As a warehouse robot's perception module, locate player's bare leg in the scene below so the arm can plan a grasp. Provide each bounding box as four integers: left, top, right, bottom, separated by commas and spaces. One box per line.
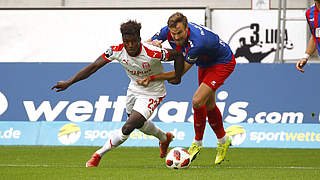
86, 128, 129, 167
86, 111, 145, 167
127, 110, 173, 158
139, 119, 174, 158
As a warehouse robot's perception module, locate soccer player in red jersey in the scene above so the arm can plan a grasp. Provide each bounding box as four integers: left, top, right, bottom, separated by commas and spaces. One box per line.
138, 12, 235, 164
297, 0, 320, 72
51, 20, 184, 167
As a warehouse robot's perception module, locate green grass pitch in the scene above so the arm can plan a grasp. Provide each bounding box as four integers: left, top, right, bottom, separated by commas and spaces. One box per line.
0, 146, 319, 180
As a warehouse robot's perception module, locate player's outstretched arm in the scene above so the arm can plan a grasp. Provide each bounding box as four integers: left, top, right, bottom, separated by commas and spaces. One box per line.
158, 61, 192, 80
136, 61, 192, 87
145, 39, 163, 48
51, 55, 108, 92
168, 61, 192, 84
296, 36, 315, 73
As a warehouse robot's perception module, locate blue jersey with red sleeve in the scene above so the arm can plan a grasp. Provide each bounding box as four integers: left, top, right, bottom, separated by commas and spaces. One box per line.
152, 22, 233, 68
306, 4, 320, 54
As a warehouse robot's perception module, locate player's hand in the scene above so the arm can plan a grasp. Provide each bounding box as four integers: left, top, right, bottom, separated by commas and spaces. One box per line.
296, 58, 308, 73
136, 77, 150, 87
152, 40, 163, 48
51, 81, 71, 92
168, 77, 181, 85
145, 39, 163, 48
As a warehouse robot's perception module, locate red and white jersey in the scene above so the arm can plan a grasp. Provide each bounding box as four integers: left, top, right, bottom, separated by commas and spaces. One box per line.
102, 42, 170, 96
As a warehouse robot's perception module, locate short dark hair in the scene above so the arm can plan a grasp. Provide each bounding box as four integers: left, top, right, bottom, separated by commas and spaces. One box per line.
167, 12, 188, 29
120, 20, 141, 37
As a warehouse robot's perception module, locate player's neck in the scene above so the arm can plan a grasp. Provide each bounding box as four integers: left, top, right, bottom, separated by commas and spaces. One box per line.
134, 45, 141, 56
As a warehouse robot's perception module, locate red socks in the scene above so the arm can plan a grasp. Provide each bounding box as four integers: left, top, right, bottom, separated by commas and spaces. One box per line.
193, 105, 226, 140
207, 105, 226, 139
193, 105, 207, 141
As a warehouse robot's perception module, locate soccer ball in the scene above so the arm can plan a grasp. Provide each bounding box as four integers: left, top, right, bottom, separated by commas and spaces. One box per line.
165, 147, 191, 169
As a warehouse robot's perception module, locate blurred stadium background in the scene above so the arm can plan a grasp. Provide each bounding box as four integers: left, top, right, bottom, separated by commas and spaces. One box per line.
0, 1, 319, 178
0, 0, 319, 148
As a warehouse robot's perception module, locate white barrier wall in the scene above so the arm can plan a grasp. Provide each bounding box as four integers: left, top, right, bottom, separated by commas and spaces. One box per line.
0, 9, 309, 63
0, 9, 205, 62
0, 0, 309, 9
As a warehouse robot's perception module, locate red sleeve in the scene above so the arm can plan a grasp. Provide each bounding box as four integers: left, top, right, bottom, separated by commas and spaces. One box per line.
144, 46, 162, 59
144, 45, 170, 61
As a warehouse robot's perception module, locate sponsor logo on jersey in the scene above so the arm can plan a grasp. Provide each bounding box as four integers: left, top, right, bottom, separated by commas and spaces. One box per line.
210, 81, 216, 86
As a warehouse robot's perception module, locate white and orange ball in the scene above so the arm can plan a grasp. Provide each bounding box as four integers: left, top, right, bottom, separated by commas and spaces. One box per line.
165, 147, 191, 169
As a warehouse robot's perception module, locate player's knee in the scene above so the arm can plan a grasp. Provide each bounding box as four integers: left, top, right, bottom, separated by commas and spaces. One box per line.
122, 120, 145, 135
192, 97, 204, 108
121, 124, 135, 135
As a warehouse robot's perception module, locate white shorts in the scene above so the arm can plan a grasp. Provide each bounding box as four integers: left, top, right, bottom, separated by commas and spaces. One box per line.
126, 91, 165, 120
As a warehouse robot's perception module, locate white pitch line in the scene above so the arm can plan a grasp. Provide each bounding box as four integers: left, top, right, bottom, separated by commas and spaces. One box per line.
191, 166, 320, 170
0, 164, 319, 170
0, 164, 82, 168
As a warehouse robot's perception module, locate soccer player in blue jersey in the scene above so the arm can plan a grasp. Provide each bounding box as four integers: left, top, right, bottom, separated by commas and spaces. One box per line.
297, 0, 320, 72
138, 12, 235, 164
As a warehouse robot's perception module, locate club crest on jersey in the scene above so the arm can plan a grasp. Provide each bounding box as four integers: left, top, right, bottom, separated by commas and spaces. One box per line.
142, 62, 150, 69
104, 47, 113, 58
